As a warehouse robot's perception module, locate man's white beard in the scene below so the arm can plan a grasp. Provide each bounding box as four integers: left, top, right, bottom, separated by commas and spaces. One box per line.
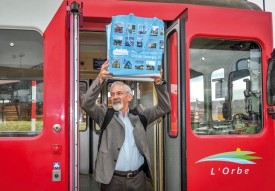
112, 101, 123, 111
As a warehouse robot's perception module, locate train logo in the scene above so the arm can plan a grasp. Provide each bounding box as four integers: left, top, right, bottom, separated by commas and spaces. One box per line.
196, 148, 262, 164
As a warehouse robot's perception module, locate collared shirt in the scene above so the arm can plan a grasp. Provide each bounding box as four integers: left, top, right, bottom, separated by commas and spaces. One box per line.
114, 110, 144, 171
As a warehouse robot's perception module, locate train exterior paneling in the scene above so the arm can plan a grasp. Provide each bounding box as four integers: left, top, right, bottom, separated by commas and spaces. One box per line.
184, 6, 274, 191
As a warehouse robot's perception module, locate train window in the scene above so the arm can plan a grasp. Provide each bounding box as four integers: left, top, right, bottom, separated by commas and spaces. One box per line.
0, 29, 43, 137
167, 30, 178, 137
190, 38, 262, 135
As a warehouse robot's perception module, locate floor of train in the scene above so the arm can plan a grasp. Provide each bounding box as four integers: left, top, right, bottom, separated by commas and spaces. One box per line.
80, 174, 100, 191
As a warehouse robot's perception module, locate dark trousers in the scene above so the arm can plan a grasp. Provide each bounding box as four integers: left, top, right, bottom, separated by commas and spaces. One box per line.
101, 171, 146, 191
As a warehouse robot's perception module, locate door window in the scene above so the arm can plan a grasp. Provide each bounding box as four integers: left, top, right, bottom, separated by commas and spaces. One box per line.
167, 30, 178, 137
190, 38, 262, 135
0, 29, 43, 137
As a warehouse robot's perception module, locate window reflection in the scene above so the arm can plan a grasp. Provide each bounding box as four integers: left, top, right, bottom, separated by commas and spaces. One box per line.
190, 38, 262, 135
0, 29, 43, 137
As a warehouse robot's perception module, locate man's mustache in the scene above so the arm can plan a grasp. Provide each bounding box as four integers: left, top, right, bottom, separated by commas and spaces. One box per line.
112, 99, 122, 104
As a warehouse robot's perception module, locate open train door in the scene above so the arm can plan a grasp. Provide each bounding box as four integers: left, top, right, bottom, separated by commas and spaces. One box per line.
163, 4, 275, 191
163, 9, 188, 191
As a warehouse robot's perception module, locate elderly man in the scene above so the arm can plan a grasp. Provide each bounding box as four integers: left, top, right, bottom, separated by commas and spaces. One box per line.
82, 60, 170, 191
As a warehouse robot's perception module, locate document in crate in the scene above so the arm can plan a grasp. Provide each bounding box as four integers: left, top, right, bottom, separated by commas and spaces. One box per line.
106, 14, 164, 81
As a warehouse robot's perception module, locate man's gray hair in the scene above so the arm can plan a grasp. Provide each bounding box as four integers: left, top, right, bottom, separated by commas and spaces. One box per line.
110, 81, 133, 96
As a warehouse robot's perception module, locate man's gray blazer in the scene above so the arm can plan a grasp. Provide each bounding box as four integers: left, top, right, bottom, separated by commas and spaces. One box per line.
82, 77, 171, 184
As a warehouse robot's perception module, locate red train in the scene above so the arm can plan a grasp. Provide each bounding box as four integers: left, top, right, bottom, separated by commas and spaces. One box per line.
0, 0, 274, 190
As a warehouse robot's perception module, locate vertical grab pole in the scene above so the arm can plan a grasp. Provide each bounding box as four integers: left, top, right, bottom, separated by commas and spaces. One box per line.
155, 119, 162, 191
69, 2, 80, 191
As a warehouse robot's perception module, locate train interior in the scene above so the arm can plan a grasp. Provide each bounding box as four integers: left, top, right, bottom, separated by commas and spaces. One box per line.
78, 31, 160, 191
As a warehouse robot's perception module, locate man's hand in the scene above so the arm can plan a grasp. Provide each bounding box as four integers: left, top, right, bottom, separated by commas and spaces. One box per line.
98, 60, 113, 84
151, 69, 163, 85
